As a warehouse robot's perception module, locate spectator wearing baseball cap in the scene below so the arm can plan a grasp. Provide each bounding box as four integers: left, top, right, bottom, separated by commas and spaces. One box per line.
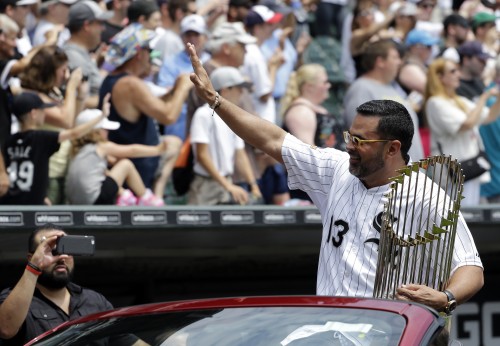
471, 12, 497, 45
11, 92, 57, 120
456, 40, 492, 101
458, 40, 492, 62
154, 14, 210, 197
405, 28, 439, 47
248, 3, 298, 116
0, 91, 107, 205
66, 107, 166, 207
63, 0, 112, 108
32, 0, 79, 47
156, 14, 209, 137
0, 0, 38, 55
187, 21, 256, 123
188, 66, 261, 206
397, 29, 438, 133
245, 5, 283, 29
99, 23, 193, 192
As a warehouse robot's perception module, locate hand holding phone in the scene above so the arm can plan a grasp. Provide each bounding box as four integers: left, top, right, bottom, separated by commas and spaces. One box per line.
52, 235, 96, 256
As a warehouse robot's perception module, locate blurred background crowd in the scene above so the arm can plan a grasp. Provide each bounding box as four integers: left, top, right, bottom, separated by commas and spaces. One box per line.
1, 0, 500, 207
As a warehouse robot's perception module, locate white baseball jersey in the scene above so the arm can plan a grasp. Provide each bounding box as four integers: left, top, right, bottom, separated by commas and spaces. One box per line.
282, 134, 483, 297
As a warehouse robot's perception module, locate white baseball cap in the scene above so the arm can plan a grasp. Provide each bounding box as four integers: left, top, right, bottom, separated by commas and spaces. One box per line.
210, 22, 256, 45
180, 14, 207, 35
76, 109, 120, 130
16, 0, 39, 5
210, 66, 252, 91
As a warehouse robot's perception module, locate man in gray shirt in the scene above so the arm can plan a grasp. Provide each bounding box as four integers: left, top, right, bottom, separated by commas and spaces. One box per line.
343, 39, 424, 161
63, 0, 112, 109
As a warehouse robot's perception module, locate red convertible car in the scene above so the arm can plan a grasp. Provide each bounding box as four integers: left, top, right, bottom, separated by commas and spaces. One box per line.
25, 296, 446, 346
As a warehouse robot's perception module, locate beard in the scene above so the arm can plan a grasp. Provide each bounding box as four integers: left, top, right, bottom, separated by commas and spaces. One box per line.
348, 147, 385, 179
38, 264, 74, 289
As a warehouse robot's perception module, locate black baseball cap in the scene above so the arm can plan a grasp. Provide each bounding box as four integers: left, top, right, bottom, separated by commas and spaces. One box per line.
457, 40, 492, 61
12, 92, 57, 119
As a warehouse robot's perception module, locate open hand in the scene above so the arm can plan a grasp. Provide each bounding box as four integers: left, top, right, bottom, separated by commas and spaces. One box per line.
29, 232, 66, 270
187, 43, 217, 105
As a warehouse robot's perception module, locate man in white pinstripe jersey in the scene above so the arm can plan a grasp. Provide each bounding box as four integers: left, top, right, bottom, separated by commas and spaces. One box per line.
187, 43, 484, 314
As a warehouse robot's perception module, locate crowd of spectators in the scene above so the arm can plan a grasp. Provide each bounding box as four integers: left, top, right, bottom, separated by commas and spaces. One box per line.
1, 0, 500, 206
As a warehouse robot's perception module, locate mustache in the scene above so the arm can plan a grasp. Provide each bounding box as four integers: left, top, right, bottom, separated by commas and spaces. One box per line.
347, 149, 360, 159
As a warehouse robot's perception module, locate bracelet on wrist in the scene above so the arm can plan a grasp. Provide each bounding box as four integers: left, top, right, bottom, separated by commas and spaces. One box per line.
26, 262, 42, 276
209, 92, 221, 116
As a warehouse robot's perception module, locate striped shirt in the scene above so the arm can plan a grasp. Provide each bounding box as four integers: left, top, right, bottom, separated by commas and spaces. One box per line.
282, 134, 483, 297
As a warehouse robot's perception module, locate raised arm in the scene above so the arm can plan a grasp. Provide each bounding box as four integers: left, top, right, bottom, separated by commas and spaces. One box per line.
187, 43, 286, 164
0, 233, 63, 339
125, 74, 192, 125
99, 140, 167, 159
58, 111, 106, 142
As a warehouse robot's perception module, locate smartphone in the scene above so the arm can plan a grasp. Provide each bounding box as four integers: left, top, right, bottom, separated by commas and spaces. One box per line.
52, 235, 95, 256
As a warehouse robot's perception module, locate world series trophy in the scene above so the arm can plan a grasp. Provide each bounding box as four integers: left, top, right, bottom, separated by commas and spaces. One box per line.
373, 155, 465, 331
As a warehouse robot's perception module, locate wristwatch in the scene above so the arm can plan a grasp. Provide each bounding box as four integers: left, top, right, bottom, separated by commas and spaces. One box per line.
443, 289, 457, 315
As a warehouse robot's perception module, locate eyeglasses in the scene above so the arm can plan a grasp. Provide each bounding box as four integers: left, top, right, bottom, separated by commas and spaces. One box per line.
343, 131, 391, 147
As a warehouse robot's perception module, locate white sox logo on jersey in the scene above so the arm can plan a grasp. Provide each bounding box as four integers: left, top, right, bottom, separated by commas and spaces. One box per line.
326, 212, 398, 249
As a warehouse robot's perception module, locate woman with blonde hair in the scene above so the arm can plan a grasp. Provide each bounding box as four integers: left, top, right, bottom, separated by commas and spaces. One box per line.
425, 57, 500, 205
280, 63, 344, 202
281, 63, 344, 150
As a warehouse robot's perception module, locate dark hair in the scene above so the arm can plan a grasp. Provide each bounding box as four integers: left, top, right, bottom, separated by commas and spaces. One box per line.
356, 99, 414, 163
443, 13, 469, 38
128, 0, 159, 22
28, 223, 65, 253
167, 0, 195, 22
67, 19, 86, 34
0, 0, 17, 13
20, 46, 68, 94
361, 39, 398, 72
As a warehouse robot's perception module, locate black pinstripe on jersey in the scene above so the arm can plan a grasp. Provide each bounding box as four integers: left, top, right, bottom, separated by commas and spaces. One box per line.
282, 134, 483, 297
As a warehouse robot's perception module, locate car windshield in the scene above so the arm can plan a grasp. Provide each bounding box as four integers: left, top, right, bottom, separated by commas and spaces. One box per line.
30, 306, 406, 346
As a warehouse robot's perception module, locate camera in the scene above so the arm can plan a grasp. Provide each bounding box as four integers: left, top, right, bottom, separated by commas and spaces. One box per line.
52, 235, 95, 256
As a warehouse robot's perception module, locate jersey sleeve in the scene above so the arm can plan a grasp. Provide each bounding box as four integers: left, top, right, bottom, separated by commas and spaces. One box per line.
451, 214, 483, 273
282, 133, 348, 197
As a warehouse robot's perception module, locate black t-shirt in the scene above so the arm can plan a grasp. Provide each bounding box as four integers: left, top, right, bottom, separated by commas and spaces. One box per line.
0, 130, 60, 205
0, 282, 114, 345
456, 78, 485, 101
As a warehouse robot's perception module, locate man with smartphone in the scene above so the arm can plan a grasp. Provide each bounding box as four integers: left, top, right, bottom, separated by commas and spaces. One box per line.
0, 224, 113, 345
